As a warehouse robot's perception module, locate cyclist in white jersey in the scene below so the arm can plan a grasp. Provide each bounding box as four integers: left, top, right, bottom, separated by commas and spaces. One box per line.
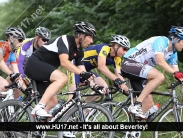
121, 26, 183, 118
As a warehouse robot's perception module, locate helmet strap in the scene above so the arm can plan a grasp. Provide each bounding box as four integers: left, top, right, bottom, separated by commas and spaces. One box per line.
171, 37, 179, 53
112, 45, 120, 56
9, 36, 16, 52
78, 34, 82, 48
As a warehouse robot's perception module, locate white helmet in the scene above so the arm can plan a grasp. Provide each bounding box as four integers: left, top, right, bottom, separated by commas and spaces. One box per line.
111, 35, 130, 49
35, 26, 51, 40
5, 27, 26, 40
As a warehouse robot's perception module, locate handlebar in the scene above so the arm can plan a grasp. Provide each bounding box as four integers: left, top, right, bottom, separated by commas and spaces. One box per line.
167, 80, 182, 89
4, 81, 17, 89
75, 81, 90, 91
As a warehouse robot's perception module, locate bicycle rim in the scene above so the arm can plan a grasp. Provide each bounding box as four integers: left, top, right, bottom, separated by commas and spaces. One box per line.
58, 102, 114, 138
154, 105, 183, 138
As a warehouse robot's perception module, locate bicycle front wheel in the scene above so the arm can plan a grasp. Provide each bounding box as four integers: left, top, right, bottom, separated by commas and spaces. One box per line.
154, 105, 183, 138
0, 99, 35, 138
58, 102, 114, 138
102, 101, 130, 138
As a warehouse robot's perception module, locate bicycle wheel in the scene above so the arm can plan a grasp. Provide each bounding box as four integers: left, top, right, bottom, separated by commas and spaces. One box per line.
0, 99, 35, 138
58, 102, 114, 138
102, 101, 130, 138
154, 105, 183, 138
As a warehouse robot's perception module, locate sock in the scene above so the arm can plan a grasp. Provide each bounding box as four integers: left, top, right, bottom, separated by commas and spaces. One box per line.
37, 103, 46, 108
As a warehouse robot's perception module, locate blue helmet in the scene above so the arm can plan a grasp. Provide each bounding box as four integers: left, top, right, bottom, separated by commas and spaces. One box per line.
169, 26, 183, 40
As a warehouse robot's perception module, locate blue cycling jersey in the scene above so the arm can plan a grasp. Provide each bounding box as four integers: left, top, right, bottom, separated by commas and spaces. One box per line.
124, 36, 177, 66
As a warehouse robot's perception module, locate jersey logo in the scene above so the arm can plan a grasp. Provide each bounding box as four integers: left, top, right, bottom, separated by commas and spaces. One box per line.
74, 53, 77, 56
102, 50, 107, 56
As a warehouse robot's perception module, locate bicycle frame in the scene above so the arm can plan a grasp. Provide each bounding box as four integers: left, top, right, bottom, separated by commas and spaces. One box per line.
113, 81, 182, 123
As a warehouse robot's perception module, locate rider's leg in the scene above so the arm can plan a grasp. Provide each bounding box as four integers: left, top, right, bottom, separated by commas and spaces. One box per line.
142, 94, 154, 113
32, 69, 67, 117
136, 68, 164, 102
130, 68, 164, 118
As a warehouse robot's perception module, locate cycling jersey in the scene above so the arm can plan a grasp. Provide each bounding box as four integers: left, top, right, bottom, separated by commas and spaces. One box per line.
68, 44, 122, 86
18, 38, 35, 78
84, 44, 121, 71
121, 36, 178, 91
33, 35, 84, 67
124, 36, 178, 66
0, 41, 17, 66
24, 35, 84, 94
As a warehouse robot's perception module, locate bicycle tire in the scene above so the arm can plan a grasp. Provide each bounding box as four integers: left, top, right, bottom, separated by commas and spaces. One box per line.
57, 102, 114, 138
102, 101, 131, 138
154, 105, 183, 138
0, 99, 35, 138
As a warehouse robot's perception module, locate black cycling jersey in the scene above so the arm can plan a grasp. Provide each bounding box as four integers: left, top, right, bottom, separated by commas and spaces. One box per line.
33, 35, 84, 68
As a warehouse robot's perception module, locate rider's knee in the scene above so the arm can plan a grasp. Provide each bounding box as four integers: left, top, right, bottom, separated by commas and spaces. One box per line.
156, 72, 164, 84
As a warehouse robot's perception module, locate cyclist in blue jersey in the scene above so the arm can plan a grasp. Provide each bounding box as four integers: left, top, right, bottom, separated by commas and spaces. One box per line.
17, 26, 51, 78
68, 35, 130, 102
121, 26, 183, 118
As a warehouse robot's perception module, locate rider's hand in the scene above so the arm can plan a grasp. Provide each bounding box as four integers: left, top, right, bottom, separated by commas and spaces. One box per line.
91, 84, 106, 94
79, 71, 94, 82
120, 84, 129, 92
10, 73, 21, 82
114, 78, 129, 92
173, 71, 183, 81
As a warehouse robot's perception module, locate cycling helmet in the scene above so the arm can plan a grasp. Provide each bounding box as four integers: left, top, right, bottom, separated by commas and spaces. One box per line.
35, 26, 51, 40
74, 21, 96, 37
169, 26, 183, 40
5, 27, 26, 40
111, 35, 130, 49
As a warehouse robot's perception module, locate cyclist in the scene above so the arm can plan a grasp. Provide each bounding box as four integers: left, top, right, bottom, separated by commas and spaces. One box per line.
0, 27, 26, 98
121, 26, 183, 118
24, 21, 98, 117
17, 26, 51, 78
68, 35, 130, 102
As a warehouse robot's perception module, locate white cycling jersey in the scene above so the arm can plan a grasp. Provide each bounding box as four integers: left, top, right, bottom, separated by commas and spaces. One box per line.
124, 36, 177, 67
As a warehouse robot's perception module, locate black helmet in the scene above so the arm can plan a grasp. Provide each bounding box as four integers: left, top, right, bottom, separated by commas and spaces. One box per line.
35, 26, 51, 40
5, 27, 26, 40
74, 21, 96, 37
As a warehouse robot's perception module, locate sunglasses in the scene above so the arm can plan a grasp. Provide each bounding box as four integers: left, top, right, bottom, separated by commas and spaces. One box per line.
41, 38, 49, 42
123, 47, 129, 51
18, 39, 23, 43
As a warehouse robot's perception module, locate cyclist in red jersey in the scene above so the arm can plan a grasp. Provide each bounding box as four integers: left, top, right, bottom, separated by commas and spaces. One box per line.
0, 27, 26, 98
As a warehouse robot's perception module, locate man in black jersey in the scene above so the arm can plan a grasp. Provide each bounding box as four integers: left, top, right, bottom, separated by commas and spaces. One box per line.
25, 21, 97, 117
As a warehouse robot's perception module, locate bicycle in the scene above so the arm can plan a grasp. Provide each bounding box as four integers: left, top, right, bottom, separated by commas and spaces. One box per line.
102, 80, 183, 138
0, 81, 115, 138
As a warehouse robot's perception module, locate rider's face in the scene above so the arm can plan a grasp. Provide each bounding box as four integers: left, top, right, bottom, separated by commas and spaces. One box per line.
34, 36, 48, 49
175, 40, 183, 52
81, 35, 93, 49
8, 36, 23, 52
115, 44, 128, 57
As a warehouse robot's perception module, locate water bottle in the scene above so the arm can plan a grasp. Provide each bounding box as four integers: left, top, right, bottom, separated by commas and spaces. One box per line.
145, 103, 160, 118
48, 103, 62, 116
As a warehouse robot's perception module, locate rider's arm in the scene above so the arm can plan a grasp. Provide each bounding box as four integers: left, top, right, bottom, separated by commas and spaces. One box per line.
18, 42, 30, 78
0, 60, 12, 75
60, 54, 82, 75
10, 63, 19, 73
155, 54, 176, 74
18, 50, 26, 77
0, 48, 12, 75
98, 56, 118, 80
114, 68, 125, 81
